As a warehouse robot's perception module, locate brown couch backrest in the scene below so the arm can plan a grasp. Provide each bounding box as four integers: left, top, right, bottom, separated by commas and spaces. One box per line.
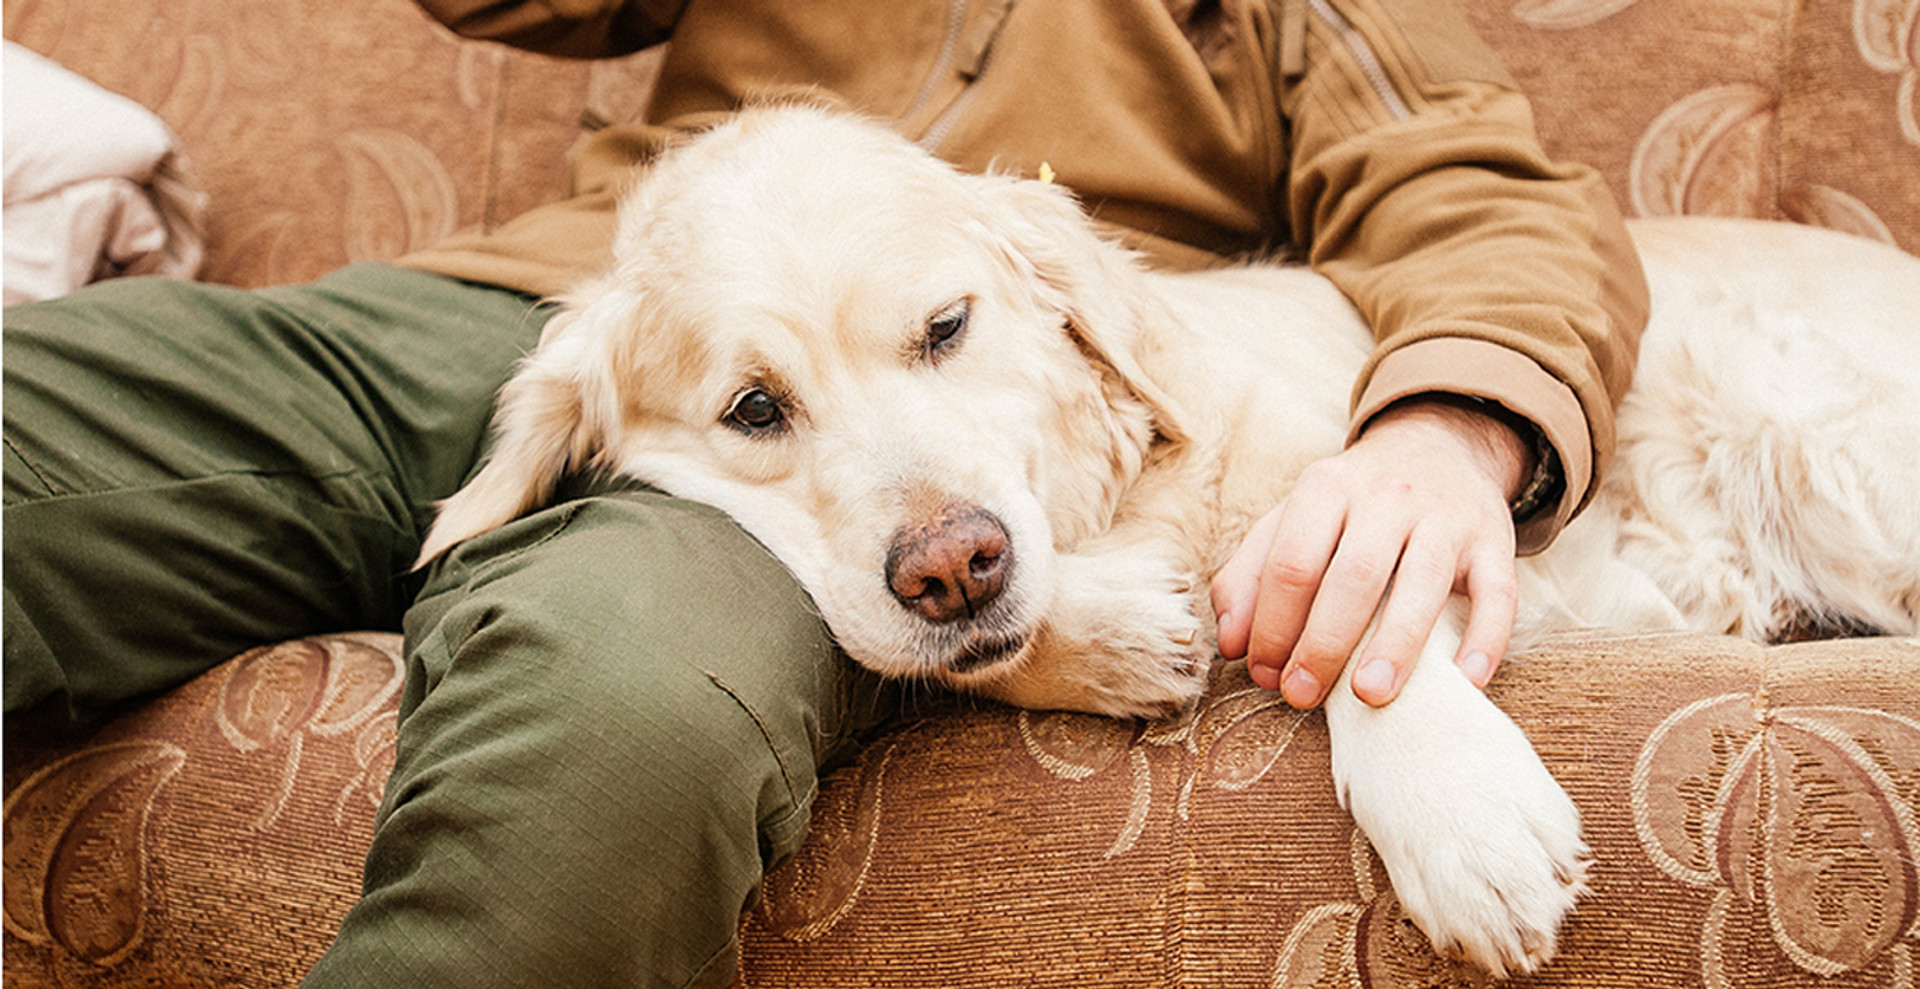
7, 0, 1916, 291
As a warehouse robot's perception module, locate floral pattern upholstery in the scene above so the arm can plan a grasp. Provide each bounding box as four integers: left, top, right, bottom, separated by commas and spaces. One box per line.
737, 636, 1920, 987
2, 0, 664, 288
7, 633, 1917, 987
1464, 0, 1919, 251
4, 0, 1918, 986
1630, 680, 1920, 983
4, 635, 401, 986
3, 0, 1916, 296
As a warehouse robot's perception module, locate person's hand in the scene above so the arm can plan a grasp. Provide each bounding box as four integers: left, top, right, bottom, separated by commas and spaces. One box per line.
1210, 396, 1534, 709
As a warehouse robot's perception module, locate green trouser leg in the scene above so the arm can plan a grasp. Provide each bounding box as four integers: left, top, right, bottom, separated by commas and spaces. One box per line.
4, 265, 543, 723
3, 267, 889, 987
306, 481, 894, 988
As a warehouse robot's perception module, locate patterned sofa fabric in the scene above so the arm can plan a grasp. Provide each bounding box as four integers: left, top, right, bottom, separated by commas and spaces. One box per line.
4, 635, 400, 986
735, 633, 1920, 987
7, 633, 1919, 987
1468, 0, 1919, 250
3, 0, 665, 289
4, 0, 1916, 296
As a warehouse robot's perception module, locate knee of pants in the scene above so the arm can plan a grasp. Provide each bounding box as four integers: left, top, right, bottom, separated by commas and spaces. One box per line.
399, 487, 877, 854
329, 490, 888, 986
331, 664, 813, 989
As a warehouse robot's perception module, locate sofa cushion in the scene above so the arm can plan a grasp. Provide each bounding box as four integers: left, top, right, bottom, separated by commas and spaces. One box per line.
737, 631, 1920, 986
7, 631, 1917, 986
3, 634, 401, 985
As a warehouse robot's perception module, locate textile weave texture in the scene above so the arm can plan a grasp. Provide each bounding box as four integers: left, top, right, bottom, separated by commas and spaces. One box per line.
5, 0, 1918, 984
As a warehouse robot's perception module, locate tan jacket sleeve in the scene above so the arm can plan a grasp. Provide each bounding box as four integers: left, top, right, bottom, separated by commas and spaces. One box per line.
414, 0, 684, 57
1282, 0, 1649, 553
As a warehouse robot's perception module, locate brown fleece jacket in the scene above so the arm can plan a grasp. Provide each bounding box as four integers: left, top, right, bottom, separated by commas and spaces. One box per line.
401, 0, 1650, 553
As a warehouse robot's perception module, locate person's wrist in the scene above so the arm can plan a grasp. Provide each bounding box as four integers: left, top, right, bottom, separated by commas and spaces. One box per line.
1359, 395, 1542, 508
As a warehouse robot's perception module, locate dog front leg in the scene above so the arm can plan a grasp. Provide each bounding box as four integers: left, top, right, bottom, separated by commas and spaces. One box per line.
976, 550, 1212, 719
1323, 607, 1588, 977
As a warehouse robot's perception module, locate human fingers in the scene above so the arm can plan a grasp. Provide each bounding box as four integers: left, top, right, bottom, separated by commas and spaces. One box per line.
1241, 481, 1349, 697
1454, 537, 1519, 689
1210, 502, 1285, 662
1274, 501, 1410, 708
1346, 532, 1457, 706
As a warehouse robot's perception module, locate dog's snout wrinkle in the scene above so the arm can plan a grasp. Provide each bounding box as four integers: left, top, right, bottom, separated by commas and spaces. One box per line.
885, 505, 1012, 624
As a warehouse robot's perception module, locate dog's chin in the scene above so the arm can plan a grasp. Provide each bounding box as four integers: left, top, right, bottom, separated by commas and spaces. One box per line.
941, 629, 1032, 677
824, 572, 1046, 684
841, 609, 1037, 684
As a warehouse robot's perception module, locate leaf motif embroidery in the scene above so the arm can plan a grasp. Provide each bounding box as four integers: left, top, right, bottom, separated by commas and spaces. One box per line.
1629, 85, 1775, 219
1510, 0, 1643, 31
336, 129, 460, 263
1, 742, 186, 965
1633, 694, 1920, 979
754, 739, 896, 942
1852, 0, 1920, 145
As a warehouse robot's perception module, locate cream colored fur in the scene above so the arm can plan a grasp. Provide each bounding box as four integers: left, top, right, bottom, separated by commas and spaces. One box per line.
419, 106, 1920, 976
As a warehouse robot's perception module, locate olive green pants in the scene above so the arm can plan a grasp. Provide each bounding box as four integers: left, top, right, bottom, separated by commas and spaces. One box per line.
3, 265, 892, 987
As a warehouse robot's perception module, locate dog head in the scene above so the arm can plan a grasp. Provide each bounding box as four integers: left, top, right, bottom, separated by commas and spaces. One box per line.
419, 104, 1186, 687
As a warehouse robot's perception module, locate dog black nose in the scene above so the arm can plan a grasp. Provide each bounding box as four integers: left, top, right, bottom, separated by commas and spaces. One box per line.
885, 506, 1012, 624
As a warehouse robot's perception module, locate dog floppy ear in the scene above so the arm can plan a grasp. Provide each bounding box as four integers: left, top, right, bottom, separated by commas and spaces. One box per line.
983, 177, 1191, 449
415, 307, 607, 567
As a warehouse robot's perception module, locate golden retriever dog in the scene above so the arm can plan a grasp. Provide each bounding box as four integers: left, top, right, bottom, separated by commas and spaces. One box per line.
419, 105, 1920, 975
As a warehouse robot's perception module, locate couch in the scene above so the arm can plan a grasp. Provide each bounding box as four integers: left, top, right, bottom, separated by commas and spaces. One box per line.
5, 0, 1918, 986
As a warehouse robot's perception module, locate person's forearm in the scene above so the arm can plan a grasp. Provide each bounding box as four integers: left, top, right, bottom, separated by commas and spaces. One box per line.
1282, 0, 1650, 553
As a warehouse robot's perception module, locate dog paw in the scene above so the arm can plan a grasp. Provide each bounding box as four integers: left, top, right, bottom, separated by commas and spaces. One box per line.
1331, 670, 1587, 976
1358, 764, 1587, 975
1066, 554, 1214, 717
981, 553, 1211, 719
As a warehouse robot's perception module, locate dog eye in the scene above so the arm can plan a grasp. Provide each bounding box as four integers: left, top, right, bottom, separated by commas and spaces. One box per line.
923, 298, 971, 357
725, 388, 787, 434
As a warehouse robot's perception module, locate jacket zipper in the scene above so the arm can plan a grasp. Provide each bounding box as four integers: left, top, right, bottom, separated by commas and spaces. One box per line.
900, 0, 973, 125
916, 74, 987, 152
1306, 0, 1413, 121
907, 0, 1012, 153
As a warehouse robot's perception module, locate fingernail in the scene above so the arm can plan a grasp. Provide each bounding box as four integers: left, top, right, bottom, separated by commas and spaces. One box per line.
1461, 651, 1492, 687
1283, 666, 1321, 707
1215, 614, 1244, 660
1249, 661, 1280, 691
1353, 660, 1394, 700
